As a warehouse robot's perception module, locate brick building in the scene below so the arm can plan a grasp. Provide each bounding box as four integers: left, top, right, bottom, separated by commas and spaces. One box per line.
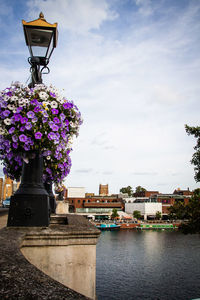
99, 184, 109, 196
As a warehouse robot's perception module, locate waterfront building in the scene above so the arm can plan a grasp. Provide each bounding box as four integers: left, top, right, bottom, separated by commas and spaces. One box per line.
125, 201, 162, 220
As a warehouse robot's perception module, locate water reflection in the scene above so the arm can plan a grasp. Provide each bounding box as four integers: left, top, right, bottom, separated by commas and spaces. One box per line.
96, 230, 200, 300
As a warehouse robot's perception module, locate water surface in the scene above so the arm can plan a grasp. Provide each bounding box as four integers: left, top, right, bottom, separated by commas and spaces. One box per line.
96, 230, 200, 300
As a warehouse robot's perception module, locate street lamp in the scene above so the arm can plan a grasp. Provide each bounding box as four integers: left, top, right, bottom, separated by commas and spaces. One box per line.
22, 12, 58, 86
7, 13, 58, 227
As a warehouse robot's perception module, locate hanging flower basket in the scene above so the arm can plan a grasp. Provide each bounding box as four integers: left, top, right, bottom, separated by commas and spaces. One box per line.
0, 82, 83, 184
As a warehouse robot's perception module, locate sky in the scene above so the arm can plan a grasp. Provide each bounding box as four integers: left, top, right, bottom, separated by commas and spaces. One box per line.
0, 0, 200, 195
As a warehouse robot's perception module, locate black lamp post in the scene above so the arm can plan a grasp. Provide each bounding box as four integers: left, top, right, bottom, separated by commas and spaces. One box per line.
7, 13, 58, 227
22, 12, 58, 86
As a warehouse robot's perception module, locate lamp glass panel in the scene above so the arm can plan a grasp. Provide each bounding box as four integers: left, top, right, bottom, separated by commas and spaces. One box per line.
30, 45, 49, 57
26, 27, 54, 48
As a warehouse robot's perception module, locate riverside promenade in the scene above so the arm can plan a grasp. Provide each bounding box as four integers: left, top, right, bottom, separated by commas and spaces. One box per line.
0, 210, 100, 299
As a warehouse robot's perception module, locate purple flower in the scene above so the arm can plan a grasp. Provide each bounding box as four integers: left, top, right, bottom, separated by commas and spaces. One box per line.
12, 142, 18, 149
24, 144, 30, 151
19, 134, 28, 143
8, 127, 15, 134
51, 108, 59, 115
42, 117, 48, 123
30, 99, 39, 105
25, 122, 32, 130
63, 102, 73, 109
43, 150, 52, 156
50, 92, 56, 98
12, 135, 18, 143
3, 110, 10, 117
27, 111, 35, 119
16, 107, 23, 113
59, 113, 66, 121
34, 106, 41, 113
13, 113, 22, 122
47, 132, 56, 140
46, 167, 52, 174
53, 117, 60, 124
20, 126, 25, 132
21, 117, 28, 124
51, 124, 59, 132
35, 132, 42, 139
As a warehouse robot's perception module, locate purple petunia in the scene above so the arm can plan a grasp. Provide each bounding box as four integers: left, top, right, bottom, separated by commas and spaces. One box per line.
21, 117, 28, 124
27, 111, 35, 119
51, 108, 59, 115
19, 134, 28, 143
8, 127, 15, 134
35, 132, 42, 139
3, 110, 10, 117
25, 122, 32, 130
12, 135, 18, 143
53, 117, 60, 124
47, 132, 56, 140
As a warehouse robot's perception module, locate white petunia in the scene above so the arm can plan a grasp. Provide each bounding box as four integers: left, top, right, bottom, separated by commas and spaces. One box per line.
51, 101, 58, 108
46, 156, 51, 160
11, 96, 18, 101
7, 104, 15, 110
0, 128, 5, 134
4, 118, 11, 125
39, 91, 48, 100
4, 95, 9, 102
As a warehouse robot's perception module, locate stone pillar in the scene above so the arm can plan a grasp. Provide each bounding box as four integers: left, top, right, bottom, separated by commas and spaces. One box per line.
21, 215, 100, 300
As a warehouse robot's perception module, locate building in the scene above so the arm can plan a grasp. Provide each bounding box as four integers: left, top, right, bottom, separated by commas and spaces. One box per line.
99, 184, 109, 196
66, 187, 85, 198
125, 202, 162, 220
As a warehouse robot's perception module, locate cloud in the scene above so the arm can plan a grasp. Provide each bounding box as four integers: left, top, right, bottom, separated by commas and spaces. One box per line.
75, 168, 93, 173
26, 0, 117, 33
131, 172, 158, 176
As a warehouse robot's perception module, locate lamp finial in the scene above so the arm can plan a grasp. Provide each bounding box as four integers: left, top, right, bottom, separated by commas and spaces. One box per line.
39, 12, 45, 20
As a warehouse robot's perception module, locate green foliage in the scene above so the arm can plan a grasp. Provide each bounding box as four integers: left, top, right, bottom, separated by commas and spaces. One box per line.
133, 210, 142, 219
179, 189, 200, 234
168, 201, 188, 220
155, 211, 162, 220
185, 125, 200, 182
135, 186, 146, 193
120, 186, 133, 196
111, 208, 119, 219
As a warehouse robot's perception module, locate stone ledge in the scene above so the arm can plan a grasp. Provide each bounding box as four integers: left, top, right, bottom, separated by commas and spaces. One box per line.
0, 214, 100, 299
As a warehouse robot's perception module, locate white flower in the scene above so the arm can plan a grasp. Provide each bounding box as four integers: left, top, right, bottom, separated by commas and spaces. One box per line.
4, 95, 9, 102
18, 99, 26, 106
4, 118, 11, 125
51, 101, 58, 108
39, 91, 48, 100
11, 96, 18, 102
0, 128, 5, 134
46, 156, 51, 160
12, 108, 17, 113
7, 104, 15, 110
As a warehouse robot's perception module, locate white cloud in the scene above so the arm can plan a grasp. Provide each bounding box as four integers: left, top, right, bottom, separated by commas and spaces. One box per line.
26, 0, 117, 33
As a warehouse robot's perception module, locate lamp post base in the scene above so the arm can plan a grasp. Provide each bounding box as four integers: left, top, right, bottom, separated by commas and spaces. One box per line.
7, 194, 49, 227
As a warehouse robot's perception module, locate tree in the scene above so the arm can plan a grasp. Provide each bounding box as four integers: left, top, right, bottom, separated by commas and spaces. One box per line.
155, 211, 162, 220
111, 208, 119, 219
133, 210, 142, 219
185, 125, 200, 182
120, 186, 133, 197
135, 186, 146, 194
168, 201, 188, 220
179, 189, 200, 234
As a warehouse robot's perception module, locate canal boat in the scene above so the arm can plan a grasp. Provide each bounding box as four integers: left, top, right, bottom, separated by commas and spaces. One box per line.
96, 223, 121, 230
137, 224, 177, 230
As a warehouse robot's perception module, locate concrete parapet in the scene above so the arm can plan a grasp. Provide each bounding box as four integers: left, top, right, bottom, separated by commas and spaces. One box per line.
0, 214, 100, 300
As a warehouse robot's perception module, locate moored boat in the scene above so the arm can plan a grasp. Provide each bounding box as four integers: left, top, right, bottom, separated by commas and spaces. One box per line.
137, 224, 177, 230
96, 223, 121, 230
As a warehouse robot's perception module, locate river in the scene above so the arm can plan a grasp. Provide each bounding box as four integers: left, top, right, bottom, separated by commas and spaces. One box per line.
96, 230, 200, 300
